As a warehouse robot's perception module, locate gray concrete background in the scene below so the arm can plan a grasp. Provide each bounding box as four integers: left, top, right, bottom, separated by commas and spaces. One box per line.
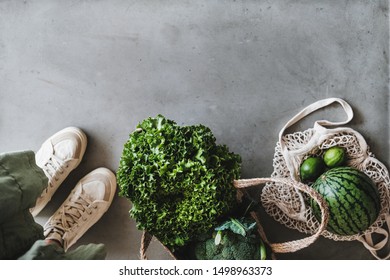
0, 0, 389, 259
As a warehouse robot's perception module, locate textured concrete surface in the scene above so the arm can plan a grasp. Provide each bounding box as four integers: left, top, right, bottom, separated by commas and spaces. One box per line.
0, 0, 389, 259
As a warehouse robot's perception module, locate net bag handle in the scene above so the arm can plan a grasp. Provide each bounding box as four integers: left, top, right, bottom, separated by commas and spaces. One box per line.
234, 177, 329, 253
278, 97, 354, 147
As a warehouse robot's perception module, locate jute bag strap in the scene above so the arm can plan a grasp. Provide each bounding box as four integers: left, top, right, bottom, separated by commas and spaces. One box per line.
140, 231, 177, 260
234, 177, 329, 253
140, 231, 153, 260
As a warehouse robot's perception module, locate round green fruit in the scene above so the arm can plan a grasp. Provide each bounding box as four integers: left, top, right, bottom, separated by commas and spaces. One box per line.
299, 157, 326, 182
311, 167, 380, 235
323, 146, 346, 168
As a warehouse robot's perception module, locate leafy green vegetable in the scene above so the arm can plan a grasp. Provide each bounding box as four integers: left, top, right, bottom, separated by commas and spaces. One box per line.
192, 217, 267, 260
117, 115, 241, 250
215, 217, 257, 237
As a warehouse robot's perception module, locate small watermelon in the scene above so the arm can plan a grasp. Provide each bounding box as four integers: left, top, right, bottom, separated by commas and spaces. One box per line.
311, 167, 380, 235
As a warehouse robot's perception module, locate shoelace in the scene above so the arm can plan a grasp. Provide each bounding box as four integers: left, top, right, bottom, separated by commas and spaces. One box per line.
45, 192, 97, 245
41, 154, 68, 193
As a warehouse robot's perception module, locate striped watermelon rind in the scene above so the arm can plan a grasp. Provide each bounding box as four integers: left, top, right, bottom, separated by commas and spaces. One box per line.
311, 167, 380, 236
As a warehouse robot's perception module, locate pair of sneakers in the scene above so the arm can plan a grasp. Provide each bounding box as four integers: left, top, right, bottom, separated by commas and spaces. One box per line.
31, 127, 116, 251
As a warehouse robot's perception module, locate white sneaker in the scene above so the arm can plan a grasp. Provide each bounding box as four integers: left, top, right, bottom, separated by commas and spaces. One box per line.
31, 127, 87, 217
43, 168, 117, 251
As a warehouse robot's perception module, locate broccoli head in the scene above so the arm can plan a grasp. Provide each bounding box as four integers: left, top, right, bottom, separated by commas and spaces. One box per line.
192, 217, 268, 260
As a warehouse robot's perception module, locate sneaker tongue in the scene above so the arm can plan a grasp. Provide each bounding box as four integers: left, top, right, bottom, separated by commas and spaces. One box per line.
77, 181, 106, 201
35, 142, 54, 168
54, 139, 76, 160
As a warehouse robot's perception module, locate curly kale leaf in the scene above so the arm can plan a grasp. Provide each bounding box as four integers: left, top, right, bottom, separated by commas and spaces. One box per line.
117, 115, 241, 249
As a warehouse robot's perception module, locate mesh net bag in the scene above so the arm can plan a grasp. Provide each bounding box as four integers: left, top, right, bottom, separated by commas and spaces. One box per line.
257, 98, 390, 259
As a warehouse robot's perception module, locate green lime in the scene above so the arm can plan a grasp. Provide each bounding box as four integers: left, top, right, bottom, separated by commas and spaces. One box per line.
323, 146, 346, 168
300, 157, 326, 182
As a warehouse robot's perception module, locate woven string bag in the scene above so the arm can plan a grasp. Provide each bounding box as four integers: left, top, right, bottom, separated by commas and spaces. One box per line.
237, 97, 390, 259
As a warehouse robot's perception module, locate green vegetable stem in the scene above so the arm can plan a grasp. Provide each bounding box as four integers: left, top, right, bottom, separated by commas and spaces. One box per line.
117, 115, 241, 250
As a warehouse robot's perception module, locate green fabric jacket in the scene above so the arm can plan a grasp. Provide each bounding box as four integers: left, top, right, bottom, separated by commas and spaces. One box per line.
0, 151, 47, 259
0, 150, 106, 260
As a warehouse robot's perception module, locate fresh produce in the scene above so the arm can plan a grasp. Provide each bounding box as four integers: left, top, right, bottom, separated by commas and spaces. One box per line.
192, 217, 268, 260
117, 115, 241, 250
311, 167, 380, 235
323, 146, 346, 168
299, 156, 326, 182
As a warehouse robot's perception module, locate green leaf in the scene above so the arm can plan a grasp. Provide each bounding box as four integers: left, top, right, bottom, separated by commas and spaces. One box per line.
215, 218, 246, 236
116, 115, 241, 250
215, 217, 257, 237
228, 218, 247, 236
215, 220, 233, 231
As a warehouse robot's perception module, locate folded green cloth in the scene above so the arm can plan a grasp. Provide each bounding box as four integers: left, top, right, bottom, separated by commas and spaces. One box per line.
18, 240, 106, 260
